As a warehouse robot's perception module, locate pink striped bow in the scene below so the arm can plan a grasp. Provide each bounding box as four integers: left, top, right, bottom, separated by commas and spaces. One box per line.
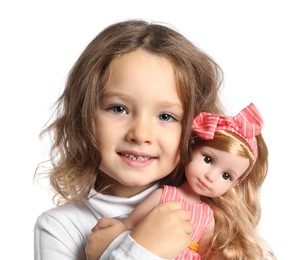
192, 103, 263, 159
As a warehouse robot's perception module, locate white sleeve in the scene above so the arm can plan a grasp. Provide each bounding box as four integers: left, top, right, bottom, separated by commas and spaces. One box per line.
100, 231, 167, 260
34, 212, 85, 260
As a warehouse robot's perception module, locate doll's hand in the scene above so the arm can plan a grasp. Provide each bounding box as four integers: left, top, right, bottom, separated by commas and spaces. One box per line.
85, 218, 127, 260
131, 201, 192, 259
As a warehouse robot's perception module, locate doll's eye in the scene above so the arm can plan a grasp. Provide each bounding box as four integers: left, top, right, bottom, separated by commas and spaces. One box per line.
222, 172, 232, 181
203, 155, 212, 164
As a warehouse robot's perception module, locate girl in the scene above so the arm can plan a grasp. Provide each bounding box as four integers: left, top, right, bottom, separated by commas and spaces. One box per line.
89, 103, 275, 260
34, 19, 223, 260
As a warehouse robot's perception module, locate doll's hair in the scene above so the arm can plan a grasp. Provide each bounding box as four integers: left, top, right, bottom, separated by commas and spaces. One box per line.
37, 19, 224, 205
193, 131, 275, 259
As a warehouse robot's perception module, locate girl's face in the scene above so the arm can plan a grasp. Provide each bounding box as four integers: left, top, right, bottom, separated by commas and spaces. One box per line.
185, 145, 249, 198
96, 49, 183, 197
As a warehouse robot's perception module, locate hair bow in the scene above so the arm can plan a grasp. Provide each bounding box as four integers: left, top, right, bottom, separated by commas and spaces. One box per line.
192, 103, 263, 159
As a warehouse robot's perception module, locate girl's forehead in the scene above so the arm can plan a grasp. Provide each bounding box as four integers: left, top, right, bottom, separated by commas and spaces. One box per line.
106, 51, 180, 96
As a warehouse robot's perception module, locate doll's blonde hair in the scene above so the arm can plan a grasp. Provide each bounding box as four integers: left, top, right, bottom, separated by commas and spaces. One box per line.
193, 131, 275, 259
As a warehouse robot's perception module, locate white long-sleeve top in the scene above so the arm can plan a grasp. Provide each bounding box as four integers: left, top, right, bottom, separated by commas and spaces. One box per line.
34, 184, 164, 260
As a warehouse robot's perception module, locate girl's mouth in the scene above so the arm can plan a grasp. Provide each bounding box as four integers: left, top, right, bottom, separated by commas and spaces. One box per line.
121, 153, 151, 161
118, 152, 156, 168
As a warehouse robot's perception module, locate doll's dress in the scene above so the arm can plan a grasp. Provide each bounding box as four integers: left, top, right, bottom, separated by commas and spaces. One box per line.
160, 185, 214, 260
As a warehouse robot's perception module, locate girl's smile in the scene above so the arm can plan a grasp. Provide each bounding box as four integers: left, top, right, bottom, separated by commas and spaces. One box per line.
118, 150, 156, 167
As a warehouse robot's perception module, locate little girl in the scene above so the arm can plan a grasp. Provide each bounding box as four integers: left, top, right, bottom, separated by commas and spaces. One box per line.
34, 19, 224, 260
89, 103, 275, 259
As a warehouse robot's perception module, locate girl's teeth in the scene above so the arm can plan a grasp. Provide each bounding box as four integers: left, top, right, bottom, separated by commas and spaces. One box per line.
124, 153, 150, 161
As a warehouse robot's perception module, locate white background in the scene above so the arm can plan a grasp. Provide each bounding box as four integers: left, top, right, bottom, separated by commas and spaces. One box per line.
1, 1, 307, 259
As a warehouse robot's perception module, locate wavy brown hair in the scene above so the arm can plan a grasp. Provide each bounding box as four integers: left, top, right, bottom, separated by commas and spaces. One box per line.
192, 131, 275, 259
36, 19, 223, 205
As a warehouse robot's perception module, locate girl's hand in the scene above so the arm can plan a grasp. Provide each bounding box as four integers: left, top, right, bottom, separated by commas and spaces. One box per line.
85, 218, 127, 260
131, 201, 192, 259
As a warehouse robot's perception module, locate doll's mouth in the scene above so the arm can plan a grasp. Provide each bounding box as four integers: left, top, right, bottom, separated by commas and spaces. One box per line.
198, 178, 210, 190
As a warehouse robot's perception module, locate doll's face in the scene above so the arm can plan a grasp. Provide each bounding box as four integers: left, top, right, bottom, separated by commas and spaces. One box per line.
185, 145, 249, 198
95, 49, 183, 197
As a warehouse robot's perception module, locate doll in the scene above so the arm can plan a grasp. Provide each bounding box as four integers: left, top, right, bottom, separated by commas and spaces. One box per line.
92, 103, 272, 259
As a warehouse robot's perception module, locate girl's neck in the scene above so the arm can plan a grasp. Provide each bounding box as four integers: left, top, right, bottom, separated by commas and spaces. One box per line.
178, 181, 202, 204
96, 173, 155, 197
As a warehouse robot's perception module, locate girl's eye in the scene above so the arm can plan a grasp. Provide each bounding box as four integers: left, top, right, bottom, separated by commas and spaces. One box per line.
203, 155, 212, 164
222, 172, 232, 181
158, 113, 176, 122
110, 105, 127, 115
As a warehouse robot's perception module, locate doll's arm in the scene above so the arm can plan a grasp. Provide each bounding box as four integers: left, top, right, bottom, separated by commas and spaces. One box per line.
123, 187, 163, 230
86, 188, 193, 259
103, 201, 193, 260
130, 201, 193, 259
87, 202, 193, 260
86, 188, 165, 260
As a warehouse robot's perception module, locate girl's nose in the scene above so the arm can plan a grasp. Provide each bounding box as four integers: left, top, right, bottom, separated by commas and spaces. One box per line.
125, 117, 153, 144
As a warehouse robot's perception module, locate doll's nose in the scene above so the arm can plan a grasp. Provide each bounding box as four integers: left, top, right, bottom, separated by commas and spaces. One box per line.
204, 170, 217, 183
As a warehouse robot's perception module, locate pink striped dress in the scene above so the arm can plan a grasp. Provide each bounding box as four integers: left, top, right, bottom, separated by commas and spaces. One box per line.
160, 185, 214, 260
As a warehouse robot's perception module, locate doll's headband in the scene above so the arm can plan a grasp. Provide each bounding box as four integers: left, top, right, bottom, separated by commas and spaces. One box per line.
192, 103, 263, 161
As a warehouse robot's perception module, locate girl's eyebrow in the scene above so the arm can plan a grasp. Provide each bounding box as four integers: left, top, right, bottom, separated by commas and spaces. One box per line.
104, 92, 183, 111
103, 92, 131, 100
157, 101, 183, 111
